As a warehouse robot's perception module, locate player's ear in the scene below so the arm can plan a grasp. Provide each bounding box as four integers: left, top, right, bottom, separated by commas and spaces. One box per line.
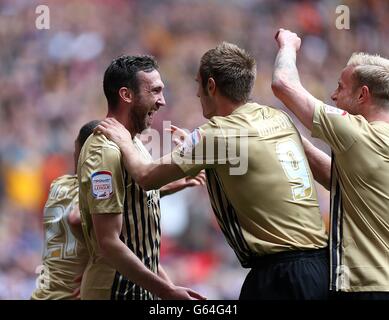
118, 87, 133, 104
358, 85, 370, 104
208, 77, 216, 96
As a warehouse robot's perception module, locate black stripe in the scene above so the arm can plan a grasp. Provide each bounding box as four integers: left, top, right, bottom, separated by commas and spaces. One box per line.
206, 171, 235, 242
331, 183, 341, 290
330, 154, 341, 290
118, 172, 132, 299
110, 271, 120, 300
337, 187, 344, 290
151, 196, 160, 301
214, 172, 251, 254
226, 203, 251, 253
132, 183, 141, 257
128, 181, 141, 299
140, 189, 150, 270
205, 171, 230, 237
135, 186, 145, 299
146, 202, 155, 271
207, 170, 248, 264
117, 276, 128, 300
150, 196, 160, 272
111, 172, 128, 300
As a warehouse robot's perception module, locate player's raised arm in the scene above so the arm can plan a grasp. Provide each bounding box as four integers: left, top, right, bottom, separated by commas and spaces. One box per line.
271, 28, 319, 131
95, 118, 186, 190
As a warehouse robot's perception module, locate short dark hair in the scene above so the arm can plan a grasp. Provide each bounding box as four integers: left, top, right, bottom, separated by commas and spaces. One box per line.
199, 42, 256, 103
77, 120, 100, 148
103, 55, 159, 109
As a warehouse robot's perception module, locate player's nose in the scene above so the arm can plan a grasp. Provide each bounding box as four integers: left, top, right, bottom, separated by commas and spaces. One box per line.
156, 95, 165, 109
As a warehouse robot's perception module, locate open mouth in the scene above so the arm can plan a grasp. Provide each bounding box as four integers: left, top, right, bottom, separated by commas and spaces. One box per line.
148, 109, 157, 117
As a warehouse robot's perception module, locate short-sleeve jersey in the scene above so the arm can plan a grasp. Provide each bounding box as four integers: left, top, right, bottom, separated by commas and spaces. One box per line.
172, 103, 328, 267
312, 100, 389, 292
31, 175, 89, 300
78, 133, 161, 300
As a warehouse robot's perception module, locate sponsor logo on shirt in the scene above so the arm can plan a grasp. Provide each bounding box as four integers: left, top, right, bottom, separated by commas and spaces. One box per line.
91, 171, 113, 199
324, 105, 348, 116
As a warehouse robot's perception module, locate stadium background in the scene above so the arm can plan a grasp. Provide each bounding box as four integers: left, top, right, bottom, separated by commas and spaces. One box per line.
0, 0, 387, 299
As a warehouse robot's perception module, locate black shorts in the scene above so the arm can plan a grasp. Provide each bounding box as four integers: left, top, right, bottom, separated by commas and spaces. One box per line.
239, 248, 329, 300
330, 291, 389, 300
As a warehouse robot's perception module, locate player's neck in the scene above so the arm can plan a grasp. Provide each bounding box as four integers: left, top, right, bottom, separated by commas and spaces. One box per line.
365, 103, 389, 124
106, 110, 136, 137
216, 96, 245, 117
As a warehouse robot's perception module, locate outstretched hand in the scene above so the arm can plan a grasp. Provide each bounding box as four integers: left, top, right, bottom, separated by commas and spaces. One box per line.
275, 28, 301, 51
160, 171, 206, 196
94, 118, 132, 149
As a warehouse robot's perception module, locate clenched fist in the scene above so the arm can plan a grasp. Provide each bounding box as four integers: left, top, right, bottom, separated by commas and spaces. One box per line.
275, 28, 301, 51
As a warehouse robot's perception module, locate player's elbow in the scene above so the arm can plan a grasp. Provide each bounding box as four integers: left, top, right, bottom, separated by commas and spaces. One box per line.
97, 236, 115, 258
271, 75, 289, 99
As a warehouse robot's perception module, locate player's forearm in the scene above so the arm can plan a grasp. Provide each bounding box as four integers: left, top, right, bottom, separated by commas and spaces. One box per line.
121, 144, 185, 190
272, 47, 315, 130
272, 46, 300, 88
158, 264, 174, 285
120, 143, 156, 188
301, 137, 331, 190
99, 237, 174, 298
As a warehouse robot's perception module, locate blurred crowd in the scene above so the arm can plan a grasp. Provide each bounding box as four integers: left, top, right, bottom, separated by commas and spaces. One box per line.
0, 0, 388, 299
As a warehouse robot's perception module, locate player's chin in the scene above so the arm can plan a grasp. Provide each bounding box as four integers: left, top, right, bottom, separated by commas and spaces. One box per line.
144, 120, 153, 130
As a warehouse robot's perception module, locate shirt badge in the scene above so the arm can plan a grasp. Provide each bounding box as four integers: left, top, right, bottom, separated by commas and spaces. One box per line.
91, 171, 113, 199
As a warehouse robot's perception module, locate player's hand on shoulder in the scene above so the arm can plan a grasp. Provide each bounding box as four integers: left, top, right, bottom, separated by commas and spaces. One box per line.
95, 117, 132, 149
275, 28, 301, 51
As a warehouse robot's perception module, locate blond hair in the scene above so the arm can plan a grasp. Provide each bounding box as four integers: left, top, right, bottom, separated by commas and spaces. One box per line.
347, 52, 389, 107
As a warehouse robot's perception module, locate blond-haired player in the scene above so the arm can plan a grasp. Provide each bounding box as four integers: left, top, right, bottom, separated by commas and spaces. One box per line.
272, 28, 389, 299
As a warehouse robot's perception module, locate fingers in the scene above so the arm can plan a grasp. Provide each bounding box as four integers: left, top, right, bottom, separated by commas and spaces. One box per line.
173, 138, 182, 146
185, 180, 201, 187
275, 28, 285, 39
94, 124, 107, 135
193, 171, 206, 185
170, 125, 188, 138
187, 289, 207, 300
275, 28, 283, 40
185, 174, 206, 187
